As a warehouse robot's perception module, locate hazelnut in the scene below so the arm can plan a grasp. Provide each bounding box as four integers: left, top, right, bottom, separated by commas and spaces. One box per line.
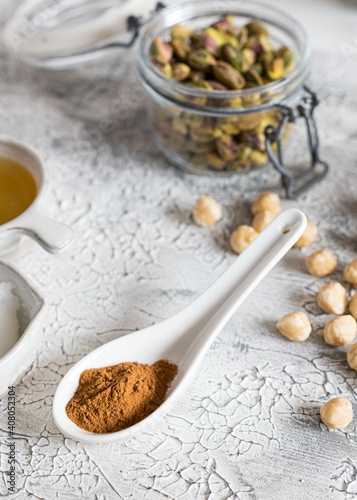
252, 210, 276, 233
306, 249, 337, 277
251, 192, 280, 216
320, 397, 353, 429
276, 311, 312, 341
350, 293, 357, 320
324, 315, 357, 347
294, 219, 318, 248
347, 342, 357, 370
317, 282, 348, 315
193, 195, 222, 227
344, 259, 357, 288
230, 225, 258, 254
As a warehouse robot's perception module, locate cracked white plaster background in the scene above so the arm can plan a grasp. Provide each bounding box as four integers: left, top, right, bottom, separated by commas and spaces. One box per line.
0, 1, 357, 498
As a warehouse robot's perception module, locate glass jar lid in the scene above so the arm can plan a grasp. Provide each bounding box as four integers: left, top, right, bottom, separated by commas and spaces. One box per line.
4, 0, 157, 69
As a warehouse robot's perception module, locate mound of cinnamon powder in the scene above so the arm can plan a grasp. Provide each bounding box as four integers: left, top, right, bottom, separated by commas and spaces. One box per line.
65, 360, 178, 433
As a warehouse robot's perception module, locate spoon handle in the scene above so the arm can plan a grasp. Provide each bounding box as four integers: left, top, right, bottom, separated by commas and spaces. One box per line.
174, 208, 307, 365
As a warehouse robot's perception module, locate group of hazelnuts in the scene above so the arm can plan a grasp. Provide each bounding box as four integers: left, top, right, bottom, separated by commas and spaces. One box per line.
192, 191, 317, 251
192, 191, 357, 431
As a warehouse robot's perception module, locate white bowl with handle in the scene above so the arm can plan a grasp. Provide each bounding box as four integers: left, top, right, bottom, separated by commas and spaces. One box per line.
0, 135, 74, 257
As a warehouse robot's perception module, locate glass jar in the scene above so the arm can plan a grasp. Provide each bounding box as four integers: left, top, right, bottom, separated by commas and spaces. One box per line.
137, 0, 326, 194
5, 0, 327, 197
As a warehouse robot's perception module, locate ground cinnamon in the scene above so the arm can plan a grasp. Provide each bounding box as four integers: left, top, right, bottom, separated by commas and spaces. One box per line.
65, 360, 178, 433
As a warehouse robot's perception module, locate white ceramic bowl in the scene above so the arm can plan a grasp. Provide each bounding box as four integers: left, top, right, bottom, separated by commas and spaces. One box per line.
0, 260, 45, 398
0, 135, 74, 256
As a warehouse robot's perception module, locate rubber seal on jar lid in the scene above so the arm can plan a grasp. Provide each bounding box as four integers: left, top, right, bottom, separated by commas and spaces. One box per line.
4, 0, 157, 69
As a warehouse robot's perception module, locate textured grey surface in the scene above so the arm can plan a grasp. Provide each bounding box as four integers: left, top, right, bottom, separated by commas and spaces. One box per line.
0, 1, 357, 499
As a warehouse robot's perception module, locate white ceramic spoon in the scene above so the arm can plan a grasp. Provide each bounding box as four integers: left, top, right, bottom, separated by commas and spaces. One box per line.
53, 208, 306, 443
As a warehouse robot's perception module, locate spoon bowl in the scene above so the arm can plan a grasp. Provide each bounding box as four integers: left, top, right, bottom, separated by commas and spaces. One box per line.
53, 208, 306, 443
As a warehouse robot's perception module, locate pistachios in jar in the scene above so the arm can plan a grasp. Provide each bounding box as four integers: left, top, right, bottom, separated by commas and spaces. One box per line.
154, 107, 281, 171
150, 17, 293, 87
149, 16, 293, 172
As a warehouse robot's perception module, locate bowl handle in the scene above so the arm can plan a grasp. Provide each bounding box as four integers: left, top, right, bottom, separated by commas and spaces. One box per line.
6, 211, 74, 254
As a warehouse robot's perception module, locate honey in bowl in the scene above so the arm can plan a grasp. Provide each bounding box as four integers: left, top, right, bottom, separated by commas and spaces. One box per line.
0, 157, 37, 225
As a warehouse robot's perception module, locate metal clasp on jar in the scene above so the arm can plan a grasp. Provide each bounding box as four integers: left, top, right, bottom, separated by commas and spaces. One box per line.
264, 85, 329, 199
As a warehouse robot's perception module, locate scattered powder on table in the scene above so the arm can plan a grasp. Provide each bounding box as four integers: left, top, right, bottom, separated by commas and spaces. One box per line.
66, 360, 178, 433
